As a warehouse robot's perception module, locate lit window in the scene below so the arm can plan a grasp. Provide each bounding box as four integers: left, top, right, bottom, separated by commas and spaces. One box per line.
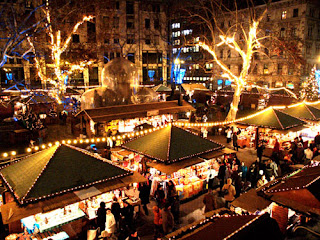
172, 23, 180, 29
281, 10, 287, 20
173, 48, 177, 54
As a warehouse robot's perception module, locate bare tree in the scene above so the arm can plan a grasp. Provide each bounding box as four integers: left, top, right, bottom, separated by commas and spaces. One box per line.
0, 1, 45, 68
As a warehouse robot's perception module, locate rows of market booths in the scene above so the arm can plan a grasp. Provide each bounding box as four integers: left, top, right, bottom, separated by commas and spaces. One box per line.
0, 144, 147, 240
226, 101, 320, 160
160, 162, 320, 240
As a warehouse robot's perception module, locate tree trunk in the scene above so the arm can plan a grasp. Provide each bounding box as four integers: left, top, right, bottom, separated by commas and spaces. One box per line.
226, 84, 243, 121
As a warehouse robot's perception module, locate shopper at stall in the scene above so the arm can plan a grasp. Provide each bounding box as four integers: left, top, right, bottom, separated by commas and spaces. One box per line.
257, 175, 268, 188
295, 143, 305, 164
240, 162, 248, 181
315, 132, 320, 149
166, 180, 177, 203
222, 178, 236, 208
218, 161, 226, 190
272, 138, 280, 164
203, 187, 218, 213
155, 184, 165, 208
161, 203, 174, 234
171, 195, 180, 225
111, 197, 121, 230
121, 201, 134, 230
105, 208, 116, 237
207, 166, 216, 189
97, 202, 106, 232
153, 206, 163, 238
304, 147, 313, 163
138, 182, 150, 216
269, 160, 279, 178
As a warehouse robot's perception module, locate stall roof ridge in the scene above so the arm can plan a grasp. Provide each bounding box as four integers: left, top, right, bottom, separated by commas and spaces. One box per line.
0, 144, 132, 204
122, 125, 224, 164
75, 100, 194, 122
279, 103, 320, 120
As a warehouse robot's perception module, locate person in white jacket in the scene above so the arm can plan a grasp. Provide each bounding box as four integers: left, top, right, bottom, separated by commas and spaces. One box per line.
105, 208, 116, 234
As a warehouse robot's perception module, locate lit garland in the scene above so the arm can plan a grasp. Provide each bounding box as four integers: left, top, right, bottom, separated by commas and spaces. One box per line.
27, 0, 94, 103
1, 101, 319, 159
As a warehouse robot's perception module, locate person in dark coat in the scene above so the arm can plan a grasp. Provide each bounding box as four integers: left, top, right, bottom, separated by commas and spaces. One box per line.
256, 141, 265, 163
111, 197, 121, 229
96, 201, 106, 231
218, 162, 226, 190
232, 132, 239, 151
315, 132, 320, 149
122, 201, 134, 230
155, 184, 165, 208
203, 187, 217, 213
138, 182, 150, 216
171, 195, 180, 224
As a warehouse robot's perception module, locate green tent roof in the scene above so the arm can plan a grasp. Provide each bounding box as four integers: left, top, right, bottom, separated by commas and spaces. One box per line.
306, 101, 320, 111
238, 107, 305, 130
153, 84, 172, 92
280, 103, 320, 120
0, 145, 131, 204
122, 125, 223, 164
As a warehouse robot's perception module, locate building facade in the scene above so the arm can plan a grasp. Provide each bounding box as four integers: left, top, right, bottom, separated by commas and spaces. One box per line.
170, 0, 320, 92
0, 0, 169, 90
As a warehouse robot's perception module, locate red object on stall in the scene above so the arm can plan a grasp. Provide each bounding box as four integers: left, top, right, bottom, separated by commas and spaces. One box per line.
271, 204, 288, 234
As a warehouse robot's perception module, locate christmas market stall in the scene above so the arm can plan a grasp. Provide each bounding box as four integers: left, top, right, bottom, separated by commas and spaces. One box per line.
122, 125, 226, 200
235, 107, 307, 153
0, 144, 146, 240
153, 84, 172, 101
75, 100, 194, 138
164, 208, 282, 240
232, 163, 320, 237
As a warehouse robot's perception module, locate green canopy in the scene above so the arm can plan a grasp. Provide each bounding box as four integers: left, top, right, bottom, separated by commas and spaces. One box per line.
122, 125, 223, 164
0, 144, 132, 204
153, 84, 172, 92
306, 101, 320, 111
280, 103, 320, 120
238, 107, 306, 130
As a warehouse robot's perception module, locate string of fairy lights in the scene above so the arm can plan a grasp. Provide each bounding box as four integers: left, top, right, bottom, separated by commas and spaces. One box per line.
1, 100, 320, 160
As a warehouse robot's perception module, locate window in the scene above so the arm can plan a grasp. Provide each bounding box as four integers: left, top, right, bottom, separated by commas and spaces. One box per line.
72, 34, 80, 43
104, 38, 110, 44
263, 64, 269, 74
265, 29, 271, 36
104, 53, 109, 63
172, 48, 177, 54
291, 27, 297, 37
113, 17, 119, 28
220, 50, 223, 58
154, 19, 160, 30
115, 1, 119, 9
127, 21, 134, 29
308, 26, 313, 38
127, 34, 135, 44
227, 50, 231, 58
25, 0, 32, 8
293, 8, 298, 17
206, 63, 213, 69
277, 64, 283, 74
288, 66, 293, 75
152, 4, 160, 12
173, 39, 180, 45
172, 23, 180, 29
145, 19, 150, 29
145, 35, 151, 45
126, 1, 134, 14
128, 53, 135, 63
280, 28, 286, 37
110, 52, 114, 60
116, 52, 120, 58
281, 10, 287, 20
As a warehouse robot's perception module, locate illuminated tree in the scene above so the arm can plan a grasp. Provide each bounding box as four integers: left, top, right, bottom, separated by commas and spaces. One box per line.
183, 0, 267, 121
300, 65, 319, 101
27, 0, 95, 102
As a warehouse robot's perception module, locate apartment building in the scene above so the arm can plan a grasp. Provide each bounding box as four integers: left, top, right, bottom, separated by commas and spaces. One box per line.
171, 0, 320, 91
0, 0, 169, 90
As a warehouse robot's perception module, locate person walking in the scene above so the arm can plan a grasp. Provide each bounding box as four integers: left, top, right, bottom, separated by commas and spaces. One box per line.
153, 206, 163, 238
161, 203, 174, 235
314, 132, 320, 149
138, 182, 150, 216
218, 161, 226, 191
203, 187, 218, 213
232, 132, 239, 151
256, 141, 265, 163
96, 202, 106, 232
226, 128, 232, 143
222, 178, 236, 208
